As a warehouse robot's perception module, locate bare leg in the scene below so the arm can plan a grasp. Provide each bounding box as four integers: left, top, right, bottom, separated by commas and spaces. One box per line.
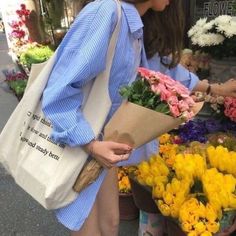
71, 199, 100, 236
70, 167, 119, 236
97, 167, 119, 236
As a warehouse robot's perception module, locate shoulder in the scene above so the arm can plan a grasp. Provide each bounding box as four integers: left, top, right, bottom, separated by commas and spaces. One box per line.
74, 0, 118, 27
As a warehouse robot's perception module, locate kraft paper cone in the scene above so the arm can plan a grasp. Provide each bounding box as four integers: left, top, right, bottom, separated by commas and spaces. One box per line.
73, 101, 203, 193
104, 101, 204, 148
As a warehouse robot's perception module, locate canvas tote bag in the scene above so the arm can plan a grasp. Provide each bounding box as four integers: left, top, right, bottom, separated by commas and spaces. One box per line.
0, 0, 121, 210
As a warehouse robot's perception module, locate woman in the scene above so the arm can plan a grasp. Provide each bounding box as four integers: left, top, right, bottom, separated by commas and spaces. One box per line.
138, 6, 236, 236
42, 0, 173, 235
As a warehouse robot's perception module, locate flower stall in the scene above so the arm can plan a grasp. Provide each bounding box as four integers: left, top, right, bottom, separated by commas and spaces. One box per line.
1, 3, 54, 100
188, 15, 236, 83
130, 131, 236, 236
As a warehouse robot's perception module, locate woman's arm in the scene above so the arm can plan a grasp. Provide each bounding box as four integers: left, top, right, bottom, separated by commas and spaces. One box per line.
193, 79, 236, 97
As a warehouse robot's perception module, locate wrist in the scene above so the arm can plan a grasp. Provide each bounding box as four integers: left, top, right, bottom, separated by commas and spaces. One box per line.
209, 83, 222, 96
83, 140, 97, 156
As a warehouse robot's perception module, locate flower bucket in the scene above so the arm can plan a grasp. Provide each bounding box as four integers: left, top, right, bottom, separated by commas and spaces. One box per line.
119, 193, 139, 221
129, 176, 159, 213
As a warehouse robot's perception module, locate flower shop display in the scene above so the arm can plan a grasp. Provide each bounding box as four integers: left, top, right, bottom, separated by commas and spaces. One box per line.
8, 4, 31, 57
188, 15, 236, 83
104, 67, 202, 148
188, 15, 236, 59
118, 166, 139, 220
3, 4, 54, 100
180, 49, 210, 80
18, 44, 54, 74
131, 133, 236, 236
2, 69, 28, 100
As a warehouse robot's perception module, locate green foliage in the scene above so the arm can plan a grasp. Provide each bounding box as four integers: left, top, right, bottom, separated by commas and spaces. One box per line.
19, 45, 54, 69
119, 77, 170, 115
8, 80, 27, 97
220, 210, 236, 231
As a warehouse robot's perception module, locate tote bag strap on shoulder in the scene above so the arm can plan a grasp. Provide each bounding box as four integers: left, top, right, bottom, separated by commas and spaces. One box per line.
82, 0, 122, 137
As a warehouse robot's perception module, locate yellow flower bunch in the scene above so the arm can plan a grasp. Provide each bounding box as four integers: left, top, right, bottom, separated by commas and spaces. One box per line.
156, 178, 191, 218
173, 153, 207, 180
133, 139, 236, 236
202, 168, 236, 212
118, 166, 133, 194
159, 133, 171, 144
136, 155, 169, 188
159, 133, 179, 167
179, 198, 219, 236
207, 145, 236, 176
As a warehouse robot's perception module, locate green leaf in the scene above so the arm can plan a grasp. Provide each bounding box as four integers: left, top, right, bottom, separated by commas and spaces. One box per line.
155, 103, 170, 114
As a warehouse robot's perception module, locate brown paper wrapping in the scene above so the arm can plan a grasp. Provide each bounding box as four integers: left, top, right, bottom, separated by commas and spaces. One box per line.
104, 101, 203, 147
73, 101, 204, 192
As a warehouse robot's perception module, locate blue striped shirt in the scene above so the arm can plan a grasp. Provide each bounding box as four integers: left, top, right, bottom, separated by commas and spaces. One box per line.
42, 0, 199, 230
42, 0, 145, 147
42, 0, 148, 230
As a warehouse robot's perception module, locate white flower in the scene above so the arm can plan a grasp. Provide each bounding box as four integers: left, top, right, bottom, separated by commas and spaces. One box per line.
222, 23, 236, 38
188, 16, 235, 45
214, 15, 232, 25
188, 18, 207, 37
191, 33, 224, 47
196, 18, 208, 27
203, 21, 215, 31
188, 15, 236, 58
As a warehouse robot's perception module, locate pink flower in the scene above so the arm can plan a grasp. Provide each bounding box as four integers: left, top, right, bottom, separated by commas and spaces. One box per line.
138, 67, 153, 79
224, 97, 236, 121
170, 105, 181, 117
167, 96, 179, 105
136, 67, 196, 121
178, 100, 190, 112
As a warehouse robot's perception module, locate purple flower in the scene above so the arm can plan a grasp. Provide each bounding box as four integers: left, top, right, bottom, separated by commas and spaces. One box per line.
178, 119, 208, 143
204, 119, 223, 133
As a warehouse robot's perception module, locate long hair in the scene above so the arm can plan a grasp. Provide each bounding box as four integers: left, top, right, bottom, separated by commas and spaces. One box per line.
142, 1, 185, 68
78, 0, 185, 68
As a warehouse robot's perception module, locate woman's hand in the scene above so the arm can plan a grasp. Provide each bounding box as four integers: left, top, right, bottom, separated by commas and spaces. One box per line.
83, 140, 133, 169
211, 78, 236, 97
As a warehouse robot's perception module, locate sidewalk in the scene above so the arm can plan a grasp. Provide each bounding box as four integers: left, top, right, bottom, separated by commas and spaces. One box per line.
0, 32, 138, 236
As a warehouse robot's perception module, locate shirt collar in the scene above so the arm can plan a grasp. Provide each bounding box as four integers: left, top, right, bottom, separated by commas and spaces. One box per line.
121, 1, 144, 39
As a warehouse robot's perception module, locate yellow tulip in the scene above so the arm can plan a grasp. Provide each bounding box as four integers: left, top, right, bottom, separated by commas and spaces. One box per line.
159, 133, 171, 144
153, 175, 168, 185
182, 221, 193, 233
152, 182, 165, 198
163, 191, 173, 205
194, 222, 206, 234
145, 176, 154, 187
157, 200, 171, 216
188, 231, 198, 236
200, 231, 212, 236
170, 204, 179, 218
138, 161, 150, 175
229, 194, 236, 208
205, 221, 219, 234
159, 164, 169, 176
149, 154, 158, 164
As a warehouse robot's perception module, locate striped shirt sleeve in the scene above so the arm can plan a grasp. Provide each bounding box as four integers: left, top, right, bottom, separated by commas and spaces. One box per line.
42, 0, 118, 147
148, 53, 200, 91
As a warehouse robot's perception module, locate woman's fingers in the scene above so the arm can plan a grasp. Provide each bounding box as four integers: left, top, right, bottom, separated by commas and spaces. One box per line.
107, 141, 133, 152
88, 141, 133, 169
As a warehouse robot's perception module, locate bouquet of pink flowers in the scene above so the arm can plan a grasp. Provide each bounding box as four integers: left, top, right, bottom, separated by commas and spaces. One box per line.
104, 67, 202, 148
224, 97, 236, 122
74, 68, 203, 192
